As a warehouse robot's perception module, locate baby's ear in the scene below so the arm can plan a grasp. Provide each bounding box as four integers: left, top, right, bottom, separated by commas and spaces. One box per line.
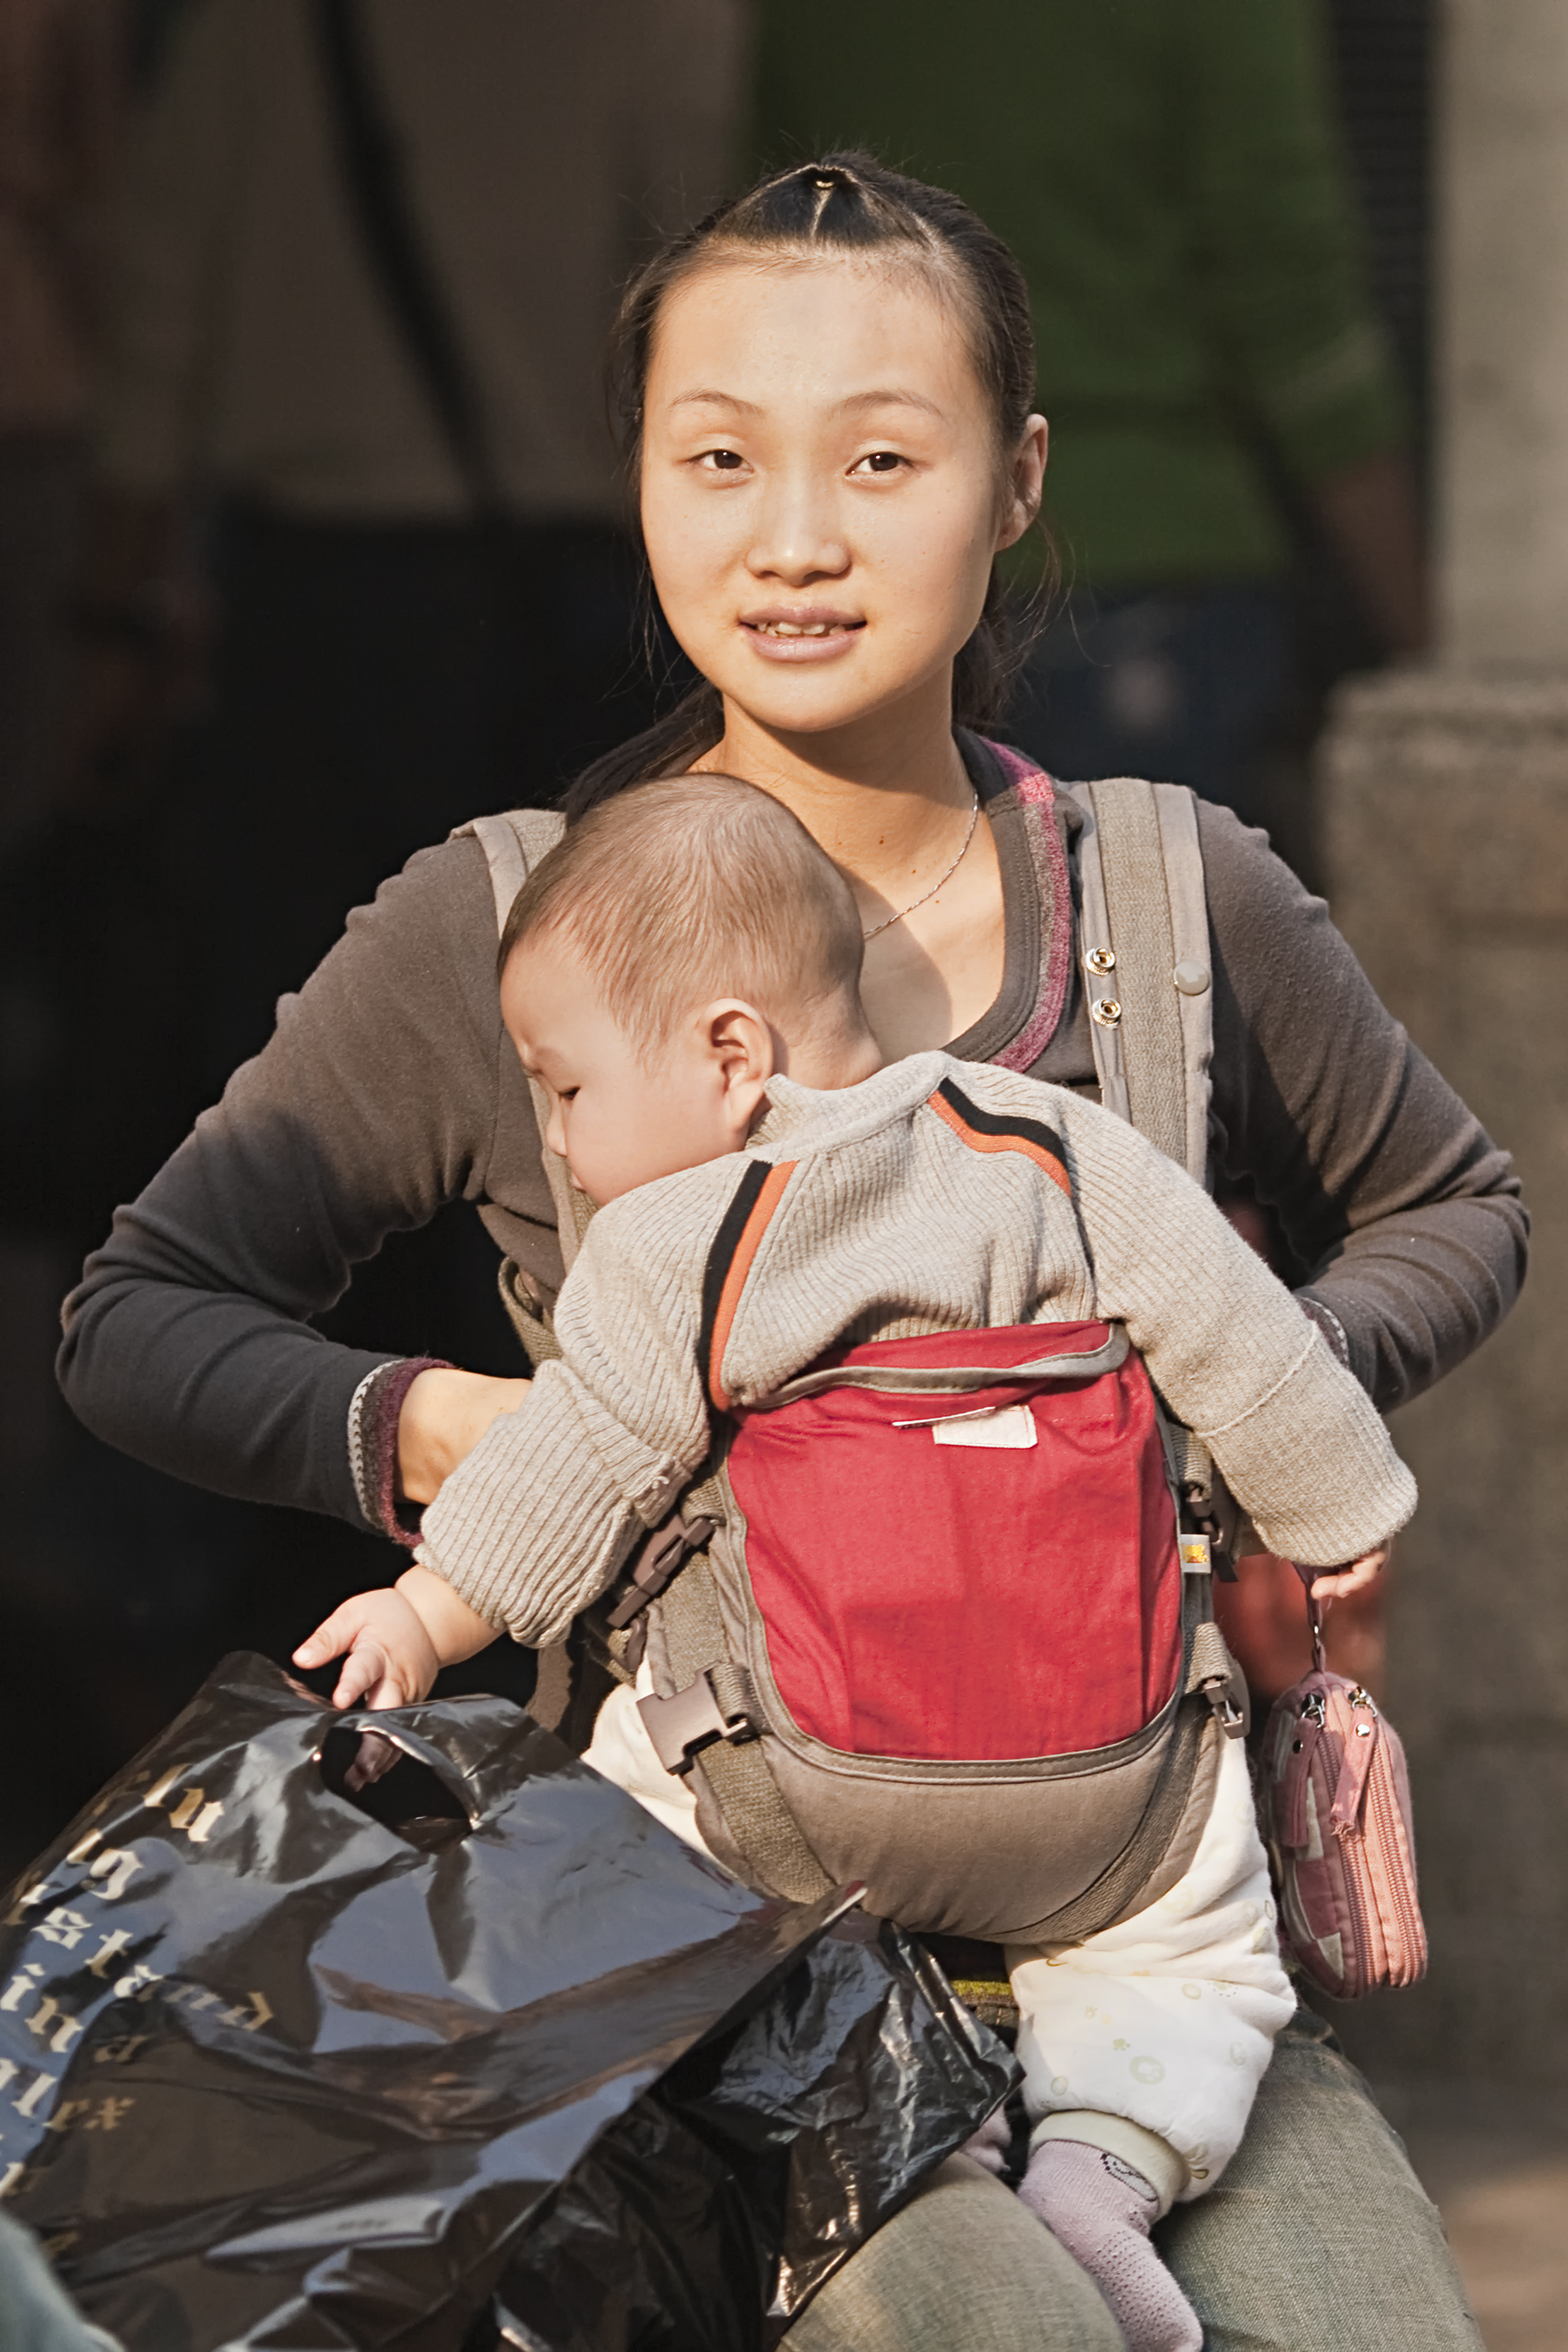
700, 999, 776, 1140
702, 998, 775, 1083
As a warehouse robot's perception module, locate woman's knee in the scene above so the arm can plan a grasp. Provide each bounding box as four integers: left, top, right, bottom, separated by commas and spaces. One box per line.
784, 2154, 1125, 2352
1157, 2008, 1482, 2352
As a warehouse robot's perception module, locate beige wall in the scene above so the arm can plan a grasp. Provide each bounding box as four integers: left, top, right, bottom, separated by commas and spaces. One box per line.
1321, 675, 1568, 2086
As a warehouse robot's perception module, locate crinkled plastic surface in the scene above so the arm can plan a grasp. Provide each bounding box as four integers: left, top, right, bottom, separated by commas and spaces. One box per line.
0, 1655, 1011, 2350
490, 1912, 1012, 2351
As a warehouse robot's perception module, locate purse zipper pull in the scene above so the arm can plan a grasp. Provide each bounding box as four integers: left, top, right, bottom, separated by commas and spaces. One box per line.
1330, 1688, 1380, 1836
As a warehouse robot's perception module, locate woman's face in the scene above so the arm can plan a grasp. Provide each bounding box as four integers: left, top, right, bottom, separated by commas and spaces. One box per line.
640, 256, 1046, 740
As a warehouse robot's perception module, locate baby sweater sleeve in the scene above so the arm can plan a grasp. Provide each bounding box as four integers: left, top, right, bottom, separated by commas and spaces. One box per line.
1049, 1091, 1417, 1564
414, 1173, 719, 1646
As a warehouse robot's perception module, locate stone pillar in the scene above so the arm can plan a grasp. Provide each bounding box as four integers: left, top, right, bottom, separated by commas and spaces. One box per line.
1317, 0, 1568, 2087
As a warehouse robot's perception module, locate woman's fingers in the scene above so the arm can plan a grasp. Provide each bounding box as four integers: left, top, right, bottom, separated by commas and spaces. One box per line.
1309, 1546, 1387, 1601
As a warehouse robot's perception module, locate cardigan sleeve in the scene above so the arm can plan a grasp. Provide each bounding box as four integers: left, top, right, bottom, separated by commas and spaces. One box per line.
1196, 800, 1528, 1410
56, 833, 552, 1527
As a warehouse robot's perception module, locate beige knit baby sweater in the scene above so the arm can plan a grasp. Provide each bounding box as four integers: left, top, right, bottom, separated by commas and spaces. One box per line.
417, 1053, 1417, 1639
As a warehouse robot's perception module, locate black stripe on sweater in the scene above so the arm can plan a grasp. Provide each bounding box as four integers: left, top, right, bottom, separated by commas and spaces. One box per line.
696, 1157, 773, 1409
935, 1076, 1070, 1171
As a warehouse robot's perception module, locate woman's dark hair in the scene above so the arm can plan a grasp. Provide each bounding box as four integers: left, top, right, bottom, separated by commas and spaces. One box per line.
563, 152, 1054, 820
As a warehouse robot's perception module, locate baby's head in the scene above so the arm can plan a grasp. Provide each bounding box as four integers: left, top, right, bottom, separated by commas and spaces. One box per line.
498, 774, 882, 1203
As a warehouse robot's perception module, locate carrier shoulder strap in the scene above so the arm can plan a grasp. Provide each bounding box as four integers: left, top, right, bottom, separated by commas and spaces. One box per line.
462, 808, 563, 927
1066, 780, 1246, 1524
456, 806, 594, 1275
452, 804, 584, 1744
1063, 779, 1213, 1189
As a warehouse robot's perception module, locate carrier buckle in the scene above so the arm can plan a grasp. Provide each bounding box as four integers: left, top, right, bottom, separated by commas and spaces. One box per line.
604, 1513, 718, 1629
1180, 1484, 1238, 1580
1199, 1676, 1248, 1739
637, 1663, 760, 1776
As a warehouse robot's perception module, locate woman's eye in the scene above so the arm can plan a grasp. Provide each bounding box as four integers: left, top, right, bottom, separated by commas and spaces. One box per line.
853, 451, 906, 476
698, 448, 747, 473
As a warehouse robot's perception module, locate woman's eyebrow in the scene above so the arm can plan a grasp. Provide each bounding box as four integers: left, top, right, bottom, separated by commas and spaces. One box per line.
665, 387, 946, 420
836, 387, 947, 420
666, 389, 764, 414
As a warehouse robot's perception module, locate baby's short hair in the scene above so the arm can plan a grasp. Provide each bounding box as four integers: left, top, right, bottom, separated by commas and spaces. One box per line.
498, 773, 865, 1058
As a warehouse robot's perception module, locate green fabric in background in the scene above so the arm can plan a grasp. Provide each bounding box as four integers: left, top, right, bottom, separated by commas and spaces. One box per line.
752, 0, 1408, 587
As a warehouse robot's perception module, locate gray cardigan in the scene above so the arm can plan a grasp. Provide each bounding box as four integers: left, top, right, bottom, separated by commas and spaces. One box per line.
58, 746, 1527, 1530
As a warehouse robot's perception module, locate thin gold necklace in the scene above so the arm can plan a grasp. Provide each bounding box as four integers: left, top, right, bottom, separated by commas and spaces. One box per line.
860, 790, 981, 942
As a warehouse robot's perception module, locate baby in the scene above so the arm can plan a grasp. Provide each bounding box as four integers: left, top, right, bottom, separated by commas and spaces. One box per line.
298, 773, 1413, 2352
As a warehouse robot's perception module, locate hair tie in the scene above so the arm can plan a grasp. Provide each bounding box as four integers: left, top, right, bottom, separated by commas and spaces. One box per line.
808, 166, 851, 230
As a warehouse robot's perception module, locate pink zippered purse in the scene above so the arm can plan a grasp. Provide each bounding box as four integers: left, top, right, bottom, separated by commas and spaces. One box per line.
1261, 1572, 1428, 2000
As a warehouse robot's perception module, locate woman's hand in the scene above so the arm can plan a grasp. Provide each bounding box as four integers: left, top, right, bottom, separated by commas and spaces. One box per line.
1309, 1545, 1387, 1602
397, 1366, 531, 1504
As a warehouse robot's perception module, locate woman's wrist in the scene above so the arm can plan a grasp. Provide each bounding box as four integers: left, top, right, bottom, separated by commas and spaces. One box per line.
396, 1366, 532, 1508
349, 1356, 454, 1541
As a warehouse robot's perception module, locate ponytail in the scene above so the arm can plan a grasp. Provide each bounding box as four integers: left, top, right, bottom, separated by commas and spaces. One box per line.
562, 682, 723, 821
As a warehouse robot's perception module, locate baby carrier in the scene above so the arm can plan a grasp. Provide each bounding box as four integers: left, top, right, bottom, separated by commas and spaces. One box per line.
462, 774, 1249, 1945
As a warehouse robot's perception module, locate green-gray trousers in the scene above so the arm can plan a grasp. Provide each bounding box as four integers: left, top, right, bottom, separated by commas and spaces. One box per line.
789, 2009, 1481, 2352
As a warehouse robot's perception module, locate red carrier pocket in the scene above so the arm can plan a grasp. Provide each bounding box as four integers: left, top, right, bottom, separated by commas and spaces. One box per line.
726, 1323, 1182, 1763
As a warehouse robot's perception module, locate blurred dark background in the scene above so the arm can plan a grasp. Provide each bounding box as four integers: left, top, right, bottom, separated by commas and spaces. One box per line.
0, 0, 1430, 1880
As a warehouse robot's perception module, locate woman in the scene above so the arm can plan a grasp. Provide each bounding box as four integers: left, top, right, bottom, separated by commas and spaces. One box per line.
61, 157, 1517, 2351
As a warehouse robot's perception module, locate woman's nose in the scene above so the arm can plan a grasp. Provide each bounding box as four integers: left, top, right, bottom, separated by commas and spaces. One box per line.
747, 469, 849, 583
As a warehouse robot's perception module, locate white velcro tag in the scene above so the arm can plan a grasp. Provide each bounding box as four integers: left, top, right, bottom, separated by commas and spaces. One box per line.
932, 1404, 1037, 1451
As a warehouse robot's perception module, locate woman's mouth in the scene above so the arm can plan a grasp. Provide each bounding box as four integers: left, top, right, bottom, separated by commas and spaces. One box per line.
741, 611, 864, 661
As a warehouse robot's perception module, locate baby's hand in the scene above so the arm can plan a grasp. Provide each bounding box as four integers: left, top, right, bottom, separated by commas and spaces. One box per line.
1308, 1545, 1387, 1602
293, 1587, 441, 1712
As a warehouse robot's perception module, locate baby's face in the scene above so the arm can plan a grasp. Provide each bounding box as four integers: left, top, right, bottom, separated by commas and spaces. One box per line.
502, 934, 747, 1206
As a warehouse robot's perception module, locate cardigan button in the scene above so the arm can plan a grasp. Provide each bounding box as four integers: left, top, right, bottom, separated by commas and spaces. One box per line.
1090, 996, 1122, 1027
1086, 945, 1116, 975
1174, 960, 1211, 995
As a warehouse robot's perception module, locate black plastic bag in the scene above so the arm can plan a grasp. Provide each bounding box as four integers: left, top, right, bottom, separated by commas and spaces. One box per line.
0, 1656, 1010, 2349
491, 1915, 1007, 2352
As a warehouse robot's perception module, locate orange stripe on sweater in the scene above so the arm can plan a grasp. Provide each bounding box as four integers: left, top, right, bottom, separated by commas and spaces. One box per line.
708, 1160, 798, 1409
927, 1088, 1072, 1194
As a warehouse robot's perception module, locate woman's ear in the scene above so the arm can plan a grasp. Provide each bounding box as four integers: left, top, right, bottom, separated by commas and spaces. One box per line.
701, 999, 776, 1138
996, 413, 1049, 552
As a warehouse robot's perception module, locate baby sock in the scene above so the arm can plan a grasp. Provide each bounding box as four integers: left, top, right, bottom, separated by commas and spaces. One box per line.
1017, 2139, 1201, 2352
